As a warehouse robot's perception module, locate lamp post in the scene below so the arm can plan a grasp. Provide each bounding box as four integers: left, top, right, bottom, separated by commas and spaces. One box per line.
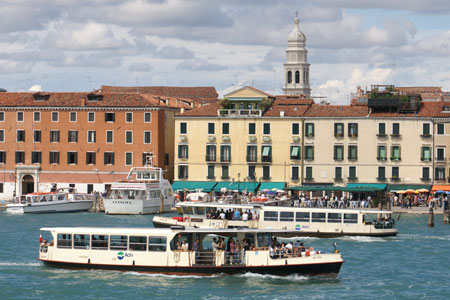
238, 173, 241, 203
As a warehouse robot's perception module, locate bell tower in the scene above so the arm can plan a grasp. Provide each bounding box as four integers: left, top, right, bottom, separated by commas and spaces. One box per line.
282, 13, 311, 97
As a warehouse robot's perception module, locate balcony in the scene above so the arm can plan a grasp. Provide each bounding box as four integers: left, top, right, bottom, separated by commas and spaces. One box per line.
334, 177, 343, 182
334, 133, 344, 138
205, 155, 216, 162
261, 156, 272, 163
390, 157, 401, 161
390, 133, 401, 138
420, 134, 432, 138
377, 157, 387, 161
420, 177, 431, 182
377, 177, 386, 181
220, 155, 231, 163
246, 155, 257, 163
421, 157, 432, 162
304, 177, 314, 181
218, 109, 262, 117
376, 133, 387, 138
347, 176, 358, 181
390, 177, 401, 181
436, 157, 446, 163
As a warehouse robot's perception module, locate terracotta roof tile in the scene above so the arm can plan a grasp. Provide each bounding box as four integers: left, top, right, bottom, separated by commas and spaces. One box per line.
101, 85, 218, 103
178, 101, 222, 117
0, 92, 167, 108
304, 104, 369, 117
395, 86, 442, 94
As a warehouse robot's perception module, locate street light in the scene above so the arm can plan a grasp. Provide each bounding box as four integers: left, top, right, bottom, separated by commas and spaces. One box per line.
238, 173, 240, 203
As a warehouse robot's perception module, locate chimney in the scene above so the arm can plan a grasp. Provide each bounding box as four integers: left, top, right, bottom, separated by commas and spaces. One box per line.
180, 108, 185, 114
280, 110, 285, 117
357, 86, 363, 97
81, 97, 86, 106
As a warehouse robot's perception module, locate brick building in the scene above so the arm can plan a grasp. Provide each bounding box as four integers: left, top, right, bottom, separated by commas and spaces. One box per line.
0, 91, 191, 199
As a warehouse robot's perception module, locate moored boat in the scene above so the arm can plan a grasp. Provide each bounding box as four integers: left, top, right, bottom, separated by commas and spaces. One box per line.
103, 162, 174, 215
38, 226, 343, 277
153, 202, 397, 237
6, 190, 94, 214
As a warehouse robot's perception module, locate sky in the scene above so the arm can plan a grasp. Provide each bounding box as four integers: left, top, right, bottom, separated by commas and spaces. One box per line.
0, 0, 449, 104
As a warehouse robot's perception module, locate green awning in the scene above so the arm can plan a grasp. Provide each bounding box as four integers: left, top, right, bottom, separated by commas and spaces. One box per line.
213, 182, 259, 192
259, 182, 286, 191
172, 181, 217, 192
346, 183, 386, 191
387, 184, 432, 192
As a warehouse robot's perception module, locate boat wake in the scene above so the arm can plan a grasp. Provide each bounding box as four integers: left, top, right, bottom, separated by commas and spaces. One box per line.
236, 272, 310, 282
398, 233, 450, 241
336, 236, 388, 243
0, 261, 41, 267
123, 271, 223, 279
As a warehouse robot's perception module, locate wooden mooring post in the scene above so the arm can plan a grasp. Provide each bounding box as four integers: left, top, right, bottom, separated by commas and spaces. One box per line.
428, 206, 434, 227
443, 202, 449, 224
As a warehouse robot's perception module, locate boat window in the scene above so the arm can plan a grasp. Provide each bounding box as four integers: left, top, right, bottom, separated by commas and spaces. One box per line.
194, 207, 205, 215
125, 190, 138, 199
74, 234, 90, 249
244, 233, 255, 248
296, 212, 310, 222
344, 213, 358, 224
57, 233, 72, 249
165, 188, 173, 197
110, 235, 128, 250
58, 195, 65, 200
149, 190, 162, 198
46, 195, 52, 202
32, 197, 38, 203
129, 236, 147, 251
280, 211, 294, 222
39, 196, 46, 202
91, 235, 108, 250
148, 236, 167, 252
311, 212, 326, 222
327, 213, 342, 223
257, 233, 272, 248
182, 206, 193, 215
264, 211, 278, 221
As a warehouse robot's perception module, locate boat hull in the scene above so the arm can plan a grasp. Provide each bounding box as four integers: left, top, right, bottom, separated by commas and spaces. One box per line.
6, 201, 93, 214
104, 199, 173, 215
41, 259, 343, 277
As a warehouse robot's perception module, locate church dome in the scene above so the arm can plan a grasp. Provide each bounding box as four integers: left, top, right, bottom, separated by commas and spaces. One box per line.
288, 17, 306, 44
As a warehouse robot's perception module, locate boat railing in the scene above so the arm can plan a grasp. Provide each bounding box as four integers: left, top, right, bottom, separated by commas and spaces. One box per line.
192, 250, 247, 265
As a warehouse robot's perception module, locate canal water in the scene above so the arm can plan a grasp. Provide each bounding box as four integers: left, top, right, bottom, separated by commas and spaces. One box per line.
0, 211, 449, 300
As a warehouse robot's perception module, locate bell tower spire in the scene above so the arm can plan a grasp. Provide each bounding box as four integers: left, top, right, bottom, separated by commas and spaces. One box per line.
282, 13, 311, 97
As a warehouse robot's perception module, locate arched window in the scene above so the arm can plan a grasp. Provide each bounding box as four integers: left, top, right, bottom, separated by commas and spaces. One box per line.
295, 71, 300, 83
287, 71, 292, 84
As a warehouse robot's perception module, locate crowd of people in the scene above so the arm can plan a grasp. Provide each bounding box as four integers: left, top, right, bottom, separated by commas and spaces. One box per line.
205, 208, 259, 221
291, 194, 374, 209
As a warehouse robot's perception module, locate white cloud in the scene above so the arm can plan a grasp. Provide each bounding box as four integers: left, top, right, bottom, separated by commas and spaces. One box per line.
49, 23, 127, 51
29, 84, 43, 92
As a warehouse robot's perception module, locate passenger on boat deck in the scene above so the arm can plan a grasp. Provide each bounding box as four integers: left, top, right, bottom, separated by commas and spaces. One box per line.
300, 242, 306, 252
242, 211, 249, 221
233, 210, 240, 220
285, 242, 293, 255
193, 239, 200, 259
212, 238, 218, 251
176, 241, 181, 250
269, 243, 275, 258
218, 237, 225, 250
219, 210, 226, 219
294, 240, 301, 247
181, 240, 189, 251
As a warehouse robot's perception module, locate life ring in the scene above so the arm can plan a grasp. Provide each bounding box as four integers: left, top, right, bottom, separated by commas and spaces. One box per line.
183, 216, 190, 222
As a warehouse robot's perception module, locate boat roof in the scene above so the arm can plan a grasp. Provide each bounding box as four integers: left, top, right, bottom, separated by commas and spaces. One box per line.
40, 226, 304, 235
176, 201, 393, 214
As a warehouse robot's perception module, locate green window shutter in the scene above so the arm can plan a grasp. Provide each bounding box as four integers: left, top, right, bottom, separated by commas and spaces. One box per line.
222, 123, 229, 134
423, 123, 430, 135
292, 123, 299, 135
379, 123, 385, 135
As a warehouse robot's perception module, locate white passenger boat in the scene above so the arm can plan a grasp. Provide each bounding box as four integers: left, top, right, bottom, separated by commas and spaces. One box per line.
103, 163, 174, 215
38, 226, 344, 276
153, 202, 397, 237
6, 191, 94, 214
